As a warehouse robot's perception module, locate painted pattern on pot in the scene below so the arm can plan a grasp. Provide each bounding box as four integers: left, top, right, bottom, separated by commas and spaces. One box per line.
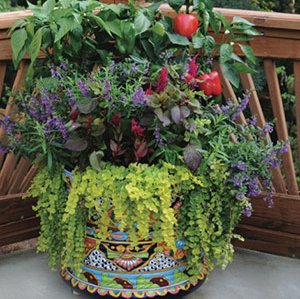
61, 169, 207, 298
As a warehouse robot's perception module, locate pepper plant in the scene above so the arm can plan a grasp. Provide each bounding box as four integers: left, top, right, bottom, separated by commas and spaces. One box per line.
10, 0, 258, 87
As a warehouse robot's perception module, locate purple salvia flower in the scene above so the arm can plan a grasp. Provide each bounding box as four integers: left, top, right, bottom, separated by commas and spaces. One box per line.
206, 57, 214, 65
67, 88, 76, 106
222, 105, 231, 115
233, 175, 243, 188
104, 82, 111, 93
0, 146, 8, 154
49, 93, 58, 101
264, 150, 280, 169
248, 116, 257, 126
50, 65, 63, 80
60, 63, 67, 71
241, 93, 251, 110
78, 80, 89, 97
231, 94, 250, 121
108, 61, 115, 75
260, 123, 273, 136
153, 126, 164, 148
67, 88, 73, 98
247, 179, 262, 197
0, 115, 15, 134
279, 142, 289, 155
44, 117, 68, 142
131, 64, 137, 74
242, 206, 252, 217
132, 87, 146, 106
236, 192, 244, 200
232, 162, 247, 171
213, 105, 222, 114
105, 94, 113, 102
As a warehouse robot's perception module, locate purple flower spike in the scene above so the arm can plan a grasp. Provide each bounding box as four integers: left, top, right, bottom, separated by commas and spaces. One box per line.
248, 116, 257, 126
153, 126, 164, 148
260, 123, 273, 136
78, 80, 89, 97
279, 142, 289, 155
242, 206, 252, 217
232, 162, 247, 171
132, 87, 146, 106
236, 192, 244, 200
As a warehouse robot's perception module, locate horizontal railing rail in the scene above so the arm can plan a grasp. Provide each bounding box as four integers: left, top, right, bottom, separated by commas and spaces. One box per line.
0, 3, 300, 256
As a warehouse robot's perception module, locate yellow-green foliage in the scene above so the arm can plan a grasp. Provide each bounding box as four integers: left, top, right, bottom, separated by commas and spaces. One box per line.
179, 158, 245, 276
25, 165, 68, 269
26, 162, 201, 274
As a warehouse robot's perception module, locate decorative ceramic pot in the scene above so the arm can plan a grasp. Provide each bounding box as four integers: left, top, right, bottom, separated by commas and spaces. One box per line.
61, 170, 207, 298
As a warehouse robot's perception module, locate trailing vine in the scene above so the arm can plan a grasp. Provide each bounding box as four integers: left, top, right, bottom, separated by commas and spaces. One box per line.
26, 162, 202, 275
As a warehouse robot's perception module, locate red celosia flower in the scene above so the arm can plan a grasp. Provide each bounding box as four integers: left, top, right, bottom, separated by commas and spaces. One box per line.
156, 67, 168, 94
112, 112, 122, 126
70, 111, 79, 122
145, 84, 153, 95
131, 118, 145, 136
188, 55, 199, 78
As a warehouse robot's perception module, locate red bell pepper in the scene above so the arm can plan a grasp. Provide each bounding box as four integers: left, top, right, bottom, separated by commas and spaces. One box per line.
198, 73, 213, 96
198, 71, 222, 96
210, 70, 222, 96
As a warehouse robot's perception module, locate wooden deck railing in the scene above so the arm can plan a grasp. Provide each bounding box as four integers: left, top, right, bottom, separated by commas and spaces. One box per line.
0, 5, 300, 256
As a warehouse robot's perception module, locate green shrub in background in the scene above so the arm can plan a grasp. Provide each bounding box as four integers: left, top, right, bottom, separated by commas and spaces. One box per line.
213, 0, 298, 13
1, 0, 299, 13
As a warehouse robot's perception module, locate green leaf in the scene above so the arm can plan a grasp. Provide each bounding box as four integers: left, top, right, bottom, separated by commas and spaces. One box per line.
219, 43, 233, 64
11, 28, 27, 68
43, 0, 56, 12
192, 35, 204, 49
203, 11, 210, 34
28, 27, 43, 64
8, 19, 26, 35
47, 150, 53, 172
166, 32, 190, 46
89, 15, 112, 37
221, 63, 240, 88
168, 0, 185, 13
105, 20, 122, 37
230, 53, 244, 64
134, 12, 151, 35
116, 22, 136, 55
152, 22, 165, 36
60, 0, 72, 8
105, 4, 121, 15
232, 16, 254, 27
239, 44, 256, 64
54, 17, 75, 43
233, 62, 255, 74
89, 150, 104, 170
203, 35, 215, 53
242, 28, 261, 36
210, 17, 221, 34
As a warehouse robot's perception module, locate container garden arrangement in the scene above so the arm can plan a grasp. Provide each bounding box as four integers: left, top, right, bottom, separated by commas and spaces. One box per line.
2, 0, 286, 298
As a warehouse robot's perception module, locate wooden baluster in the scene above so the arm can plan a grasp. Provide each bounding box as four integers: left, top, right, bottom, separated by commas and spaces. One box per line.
0, 153, 4, 169
0, 60, 28, 141
8, 157, 32, 194
0, 153, 16, 195
4, 60, 28, 116
19, 164, 39, 193
240, 72, 286, 193
0, 61, 6, 98
264, 59, 298, 195
293, 61, 300, 183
